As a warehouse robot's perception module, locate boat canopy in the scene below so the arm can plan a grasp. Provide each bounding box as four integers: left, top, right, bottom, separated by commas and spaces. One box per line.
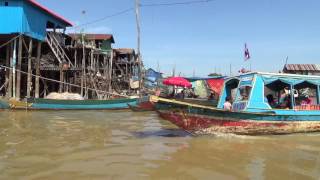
261, 76, 320, 86
218, 72, 320, 115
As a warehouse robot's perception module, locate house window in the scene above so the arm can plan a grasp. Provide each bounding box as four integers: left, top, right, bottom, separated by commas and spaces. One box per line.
5, 2, 9, 6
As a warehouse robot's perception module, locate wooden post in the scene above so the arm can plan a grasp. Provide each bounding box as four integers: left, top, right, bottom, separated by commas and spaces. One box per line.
43, 80, 48, 97
290, 85, 295, 109
35, 41, 42, 98
27, 38, 33, 98
108, 51, 113, 94
59, 64, 63, 93
16, 36, 22, 99
81, 35, 85, 96
74, 49, 77, 68
5, 44, 10, 97
7, 42, 13, 98
12, 39, 17, 98
317, 85, 320, 104
103, 55, 107, 77
90, 50, 94, 70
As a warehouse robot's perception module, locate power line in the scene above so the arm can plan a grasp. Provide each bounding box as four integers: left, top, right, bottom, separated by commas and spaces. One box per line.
69, 7, 134, 30
140, 0, 215, 7
68, 0, 216, 30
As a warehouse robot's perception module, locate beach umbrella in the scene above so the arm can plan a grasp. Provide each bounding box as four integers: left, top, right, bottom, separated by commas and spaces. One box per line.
163, 77, 192, 88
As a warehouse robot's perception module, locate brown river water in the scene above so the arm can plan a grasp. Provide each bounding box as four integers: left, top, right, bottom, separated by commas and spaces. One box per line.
0, 110, 319, 180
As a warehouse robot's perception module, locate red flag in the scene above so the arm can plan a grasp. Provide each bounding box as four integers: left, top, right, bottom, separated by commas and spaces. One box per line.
244, 43, 250, 61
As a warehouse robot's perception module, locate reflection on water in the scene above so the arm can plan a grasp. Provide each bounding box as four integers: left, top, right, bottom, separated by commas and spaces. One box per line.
0, 110, 319, 179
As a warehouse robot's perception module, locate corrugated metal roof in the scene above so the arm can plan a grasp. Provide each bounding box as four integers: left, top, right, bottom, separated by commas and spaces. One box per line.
27, 0, 73, 26
68, 33, 115, 43
284, 64, 320, 71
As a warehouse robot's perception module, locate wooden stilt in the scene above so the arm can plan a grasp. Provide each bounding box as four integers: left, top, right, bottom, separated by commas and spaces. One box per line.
103, 55, 107, 77
35, 41, 42, 98
5, 43, 10, 97
16, 35, 22, 99
27, 38, 33, 98
74, 49, 77, 68
7, 42, 13, 98
109, 51, 113, 95
59, 64, 63, 93
81, 40, 85, 96
12, 39, 17, 98
91, 50, 94, 69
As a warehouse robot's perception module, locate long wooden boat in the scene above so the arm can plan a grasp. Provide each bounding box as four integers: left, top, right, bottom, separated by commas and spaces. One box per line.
153, 72, 320, 135
128, 96, 218, 112
7, 98, 137, 110
128, 96, 156, 111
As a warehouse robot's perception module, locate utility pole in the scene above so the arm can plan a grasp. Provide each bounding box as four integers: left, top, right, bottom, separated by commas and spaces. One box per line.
135, 0, 143, 95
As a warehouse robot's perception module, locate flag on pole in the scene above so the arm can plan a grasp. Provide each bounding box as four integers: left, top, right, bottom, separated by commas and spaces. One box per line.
244, 43, 250, 61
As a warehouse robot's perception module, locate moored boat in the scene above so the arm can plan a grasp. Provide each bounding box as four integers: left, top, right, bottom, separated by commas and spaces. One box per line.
153, 72, 320, 135
128, 96, 156, 111
7, 97, 137, 110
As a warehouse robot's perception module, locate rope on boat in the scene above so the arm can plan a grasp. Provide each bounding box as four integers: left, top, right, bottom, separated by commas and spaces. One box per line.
0, 65, 130, 98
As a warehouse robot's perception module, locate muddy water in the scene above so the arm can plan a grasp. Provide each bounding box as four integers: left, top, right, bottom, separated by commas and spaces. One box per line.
0, 110, 319, 180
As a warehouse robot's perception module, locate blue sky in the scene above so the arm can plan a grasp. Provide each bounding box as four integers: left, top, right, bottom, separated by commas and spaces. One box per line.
38, 0, 320, 76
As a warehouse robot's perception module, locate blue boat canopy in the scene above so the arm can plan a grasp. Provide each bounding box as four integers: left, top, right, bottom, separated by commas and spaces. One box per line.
218, 72, 320, 115
261, 75, 320, 86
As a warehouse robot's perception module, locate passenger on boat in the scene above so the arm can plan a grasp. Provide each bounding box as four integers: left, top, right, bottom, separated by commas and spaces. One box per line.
301, 95, 312, 105
279, 95, 292, 109
208, 90, 215, 100
266, 94, 276, 108
223, 96, 232, 111
155, 88, 161, 97
279, 88, 289, 105
177, 89, 185, 99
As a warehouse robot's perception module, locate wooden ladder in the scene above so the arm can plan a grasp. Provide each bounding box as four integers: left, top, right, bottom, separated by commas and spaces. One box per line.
46, 32, 74, 67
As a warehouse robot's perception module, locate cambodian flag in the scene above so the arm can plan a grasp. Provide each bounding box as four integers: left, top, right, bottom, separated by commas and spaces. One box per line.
244, 43, 250, 61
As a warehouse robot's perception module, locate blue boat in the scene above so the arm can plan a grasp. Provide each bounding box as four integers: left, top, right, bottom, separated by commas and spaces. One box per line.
154, 72, 320, 135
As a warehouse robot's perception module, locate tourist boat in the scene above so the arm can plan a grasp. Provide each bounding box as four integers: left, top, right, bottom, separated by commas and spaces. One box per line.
7, 97, 137, 110
152, 72, 320, 135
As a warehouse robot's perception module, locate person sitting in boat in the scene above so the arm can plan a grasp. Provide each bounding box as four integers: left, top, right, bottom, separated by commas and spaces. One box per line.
266, 94, 276, 108
278, 87, 289, 105
223, 96, 232, 111
187, 88, 198, 98
168, 91, 175, 98
208, 90, 215, 100
176, 89, 185, 99
279, 95, 292, 109
301, 95, 312, 105
155, 88, 161, 97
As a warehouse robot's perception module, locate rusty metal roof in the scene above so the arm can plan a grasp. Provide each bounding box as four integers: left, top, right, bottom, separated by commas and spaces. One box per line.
284, 64, 320, 71
68, 33, 115, 43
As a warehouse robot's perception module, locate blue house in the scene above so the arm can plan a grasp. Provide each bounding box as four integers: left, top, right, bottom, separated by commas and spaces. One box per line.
0, 0, 72, 41
0, 0, 72, 99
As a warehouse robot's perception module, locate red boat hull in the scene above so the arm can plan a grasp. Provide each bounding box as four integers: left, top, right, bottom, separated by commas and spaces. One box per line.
158, 109, 320, 135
